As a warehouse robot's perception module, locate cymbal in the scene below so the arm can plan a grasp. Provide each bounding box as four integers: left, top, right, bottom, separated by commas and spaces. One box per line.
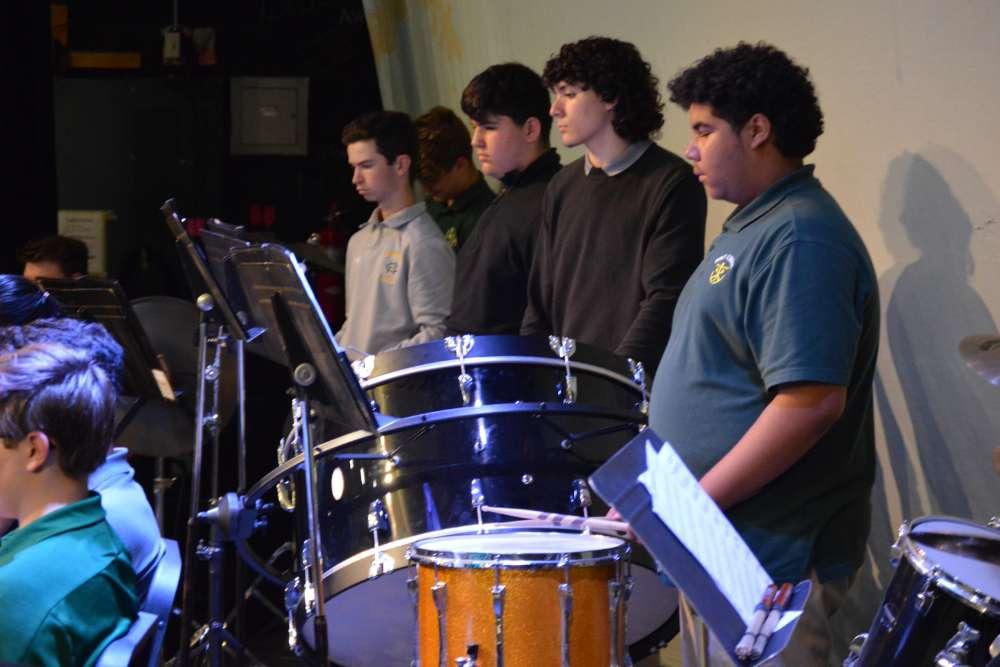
288, 242, 345, 274
959, 335, 1000, 387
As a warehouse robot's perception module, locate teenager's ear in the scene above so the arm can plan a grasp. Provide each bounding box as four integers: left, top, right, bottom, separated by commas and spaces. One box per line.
522, 117, 542, 143
745, 113, 772, 150
394, 154, 412, 179
23, 431, 52, 473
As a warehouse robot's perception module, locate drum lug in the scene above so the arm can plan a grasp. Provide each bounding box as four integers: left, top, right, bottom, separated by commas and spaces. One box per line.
455, 644, 479, 667
444, 335, 476, 405
549, 336, 578, 404
368, 499, 395, 577
283, 576, 303, 655
406, 567, 420, 667
432, 579, 448, 667
570, 479, 592, 519
471, 478, 485, 526
842, 632, 867, 666
609, 578, 623, 667
491, 566, 506, 667
299, 539, 317, 615
558, 556, 573, 667
916, 570, 938, 614
627, 358, 649, 415
934, 621, 981, 667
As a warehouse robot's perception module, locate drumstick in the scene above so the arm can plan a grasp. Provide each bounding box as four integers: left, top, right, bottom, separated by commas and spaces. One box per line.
481, 505, 631, 535
734, 583, 777, 660
750, 582, 793, 660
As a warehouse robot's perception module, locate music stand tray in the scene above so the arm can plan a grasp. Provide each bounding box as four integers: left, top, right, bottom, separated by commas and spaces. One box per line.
224, 243, 377, 435
589, 430, 811, 666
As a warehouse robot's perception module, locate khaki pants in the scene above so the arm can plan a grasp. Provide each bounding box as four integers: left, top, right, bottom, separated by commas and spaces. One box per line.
679, 574, 851, 667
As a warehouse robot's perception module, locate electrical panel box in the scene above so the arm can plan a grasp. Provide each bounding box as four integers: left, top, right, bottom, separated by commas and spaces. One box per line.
230, 77, 309, 156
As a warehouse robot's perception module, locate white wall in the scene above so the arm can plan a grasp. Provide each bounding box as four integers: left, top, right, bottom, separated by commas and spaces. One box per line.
363, 0, 1000, 653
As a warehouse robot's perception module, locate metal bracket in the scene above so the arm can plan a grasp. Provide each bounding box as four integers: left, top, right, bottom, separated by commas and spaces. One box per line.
368, 498, 395, 577
549, 336, 578, 403
934, 621, 981, 667
432, 576, 448, 667
558, 556, 573, 667
570, 479, 592, 520
444, 335, 476, 405
627, 358, 649, 415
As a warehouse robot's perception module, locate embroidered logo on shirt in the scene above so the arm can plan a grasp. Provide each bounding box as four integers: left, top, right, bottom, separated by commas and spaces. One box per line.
709, 254, 735, 285
445, 226, 459, 249
381, 251, 401, 285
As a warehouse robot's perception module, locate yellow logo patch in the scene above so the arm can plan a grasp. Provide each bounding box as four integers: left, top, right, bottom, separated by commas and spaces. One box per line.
709, 254, 735, 285
380, 250, 401, 285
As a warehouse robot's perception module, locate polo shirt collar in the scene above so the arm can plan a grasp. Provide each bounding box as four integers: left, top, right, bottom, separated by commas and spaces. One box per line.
583, 140, 651, 176
724, 165, 817, 232
0, 493, 103, 556
362, 201, 426, 230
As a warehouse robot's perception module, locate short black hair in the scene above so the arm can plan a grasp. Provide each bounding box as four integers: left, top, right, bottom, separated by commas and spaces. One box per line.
0, 274, 62, 326
0, 318, 124, 390
667, 42, 824, 159
0, 342, 116, 479
342, 110, 419, 182
461, 63, 552, 146
415, 106, 473, 183
543, 36, 664, 143
17, 235, 89, 276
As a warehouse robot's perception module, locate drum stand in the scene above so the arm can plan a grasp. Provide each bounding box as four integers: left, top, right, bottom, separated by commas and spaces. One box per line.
176, 308, 253, 667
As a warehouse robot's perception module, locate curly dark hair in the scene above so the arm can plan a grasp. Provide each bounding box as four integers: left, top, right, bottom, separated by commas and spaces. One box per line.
415, 106, 473, 183
342, 110, 419, 182
462, 63, 552, 146
17, 235, 89, 276
543, 36, 664, 143
667, 42, 824, 159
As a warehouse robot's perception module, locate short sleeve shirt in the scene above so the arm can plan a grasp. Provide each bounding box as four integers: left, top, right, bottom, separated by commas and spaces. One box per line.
649, 166, 879, 583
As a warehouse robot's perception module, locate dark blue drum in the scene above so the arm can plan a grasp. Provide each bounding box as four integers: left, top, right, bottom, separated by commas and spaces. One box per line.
243, 336, 676, 666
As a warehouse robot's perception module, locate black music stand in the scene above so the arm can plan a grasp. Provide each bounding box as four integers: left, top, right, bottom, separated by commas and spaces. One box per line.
224, 243, 379, 662
36, 277, 171, 408
589, 430, 811, 666
162, 199, 260, 667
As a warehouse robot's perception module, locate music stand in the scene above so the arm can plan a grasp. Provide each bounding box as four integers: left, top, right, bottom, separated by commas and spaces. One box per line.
224, 243, 378, 662
37, 277, 172, 405
162, 199, 258, 667
224, 243, 377, 435
589, 430, 811, 666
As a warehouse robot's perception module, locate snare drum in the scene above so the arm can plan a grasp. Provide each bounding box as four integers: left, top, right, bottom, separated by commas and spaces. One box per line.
846, 517, 1000, 666
409, 530, 630, 667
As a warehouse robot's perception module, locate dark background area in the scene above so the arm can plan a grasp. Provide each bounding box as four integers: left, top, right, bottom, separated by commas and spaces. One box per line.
3, 3, 384, 660
5, 0, 382, 298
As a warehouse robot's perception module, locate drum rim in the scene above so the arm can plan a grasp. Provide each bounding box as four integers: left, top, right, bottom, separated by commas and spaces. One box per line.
361, 356, 641, 394
897, 515, 1000, 615
408, 529, 628, 569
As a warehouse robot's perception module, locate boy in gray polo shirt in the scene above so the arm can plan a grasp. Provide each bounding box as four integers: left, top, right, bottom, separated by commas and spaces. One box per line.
646, 44, 879, 665
338, 111, 455, 358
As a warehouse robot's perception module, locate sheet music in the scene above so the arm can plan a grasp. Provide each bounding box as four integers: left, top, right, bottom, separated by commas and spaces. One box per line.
637, 439, 773, 624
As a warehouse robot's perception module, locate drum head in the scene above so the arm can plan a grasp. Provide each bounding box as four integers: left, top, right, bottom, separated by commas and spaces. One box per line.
906, 517, 1000, 605
412, 530, 625, 568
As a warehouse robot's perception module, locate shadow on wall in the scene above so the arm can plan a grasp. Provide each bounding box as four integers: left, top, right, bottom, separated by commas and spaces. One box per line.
834, 150, 1000, 655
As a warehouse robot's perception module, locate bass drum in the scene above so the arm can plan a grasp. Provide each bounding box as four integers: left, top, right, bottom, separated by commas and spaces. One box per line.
845, 516, 1000, 666
243, 337, 674, 666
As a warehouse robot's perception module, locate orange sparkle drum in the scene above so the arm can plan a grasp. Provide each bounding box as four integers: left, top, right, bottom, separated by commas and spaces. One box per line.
408, 530, 630, 667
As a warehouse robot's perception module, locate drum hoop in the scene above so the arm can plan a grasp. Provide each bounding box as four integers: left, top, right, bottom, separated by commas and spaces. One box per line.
361, 356, 640, 393
245, 403, 646, 503
409, 543, 627, 569
899, 517, 1000, 615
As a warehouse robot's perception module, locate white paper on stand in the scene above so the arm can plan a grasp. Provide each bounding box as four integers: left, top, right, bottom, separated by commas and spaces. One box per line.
637, 439, 773, 625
